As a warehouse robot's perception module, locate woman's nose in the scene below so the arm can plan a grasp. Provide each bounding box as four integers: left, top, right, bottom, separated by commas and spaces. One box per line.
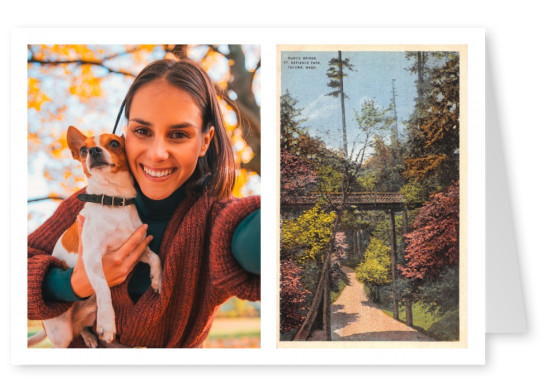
147, 137, 170, 162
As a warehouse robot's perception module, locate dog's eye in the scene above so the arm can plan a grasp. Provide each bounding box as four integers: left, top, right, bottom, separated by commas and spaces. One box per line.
109, 140, 121, 149
80, 147, 87, 157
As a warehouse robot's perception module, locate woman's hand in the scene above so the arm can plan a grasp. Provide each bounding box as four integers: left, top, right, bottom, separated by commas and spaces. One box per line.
70, 215, 153, 298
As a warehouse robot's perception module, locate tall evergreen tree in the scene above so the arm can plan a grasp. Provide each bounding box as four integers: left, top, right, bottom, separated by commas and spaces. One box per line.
326, 51, 355, 158
280, 90, 308, 152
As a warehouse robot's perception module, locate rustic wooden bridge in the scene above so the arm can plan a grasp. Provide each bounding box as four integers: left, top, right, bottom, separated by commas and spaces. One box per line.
281, 192, 408, 341
281, 192, 405, 212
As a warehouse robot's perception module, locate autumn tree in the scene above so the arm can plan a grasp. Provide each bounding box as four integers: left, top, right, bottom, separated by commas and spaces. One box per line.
355, 238, 392, 303
280, 204, 336, 265
280, 258, 310, 336
403, 52, 459, 193
400, 182, 459, 280
28, 44, 260, 230
280, 150, 317, 206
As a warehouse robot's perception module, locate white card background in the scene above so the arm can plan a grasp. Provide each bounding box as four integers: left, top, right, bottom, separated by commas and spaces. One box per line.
11, 27, 486, 366
3, 0, 551, 389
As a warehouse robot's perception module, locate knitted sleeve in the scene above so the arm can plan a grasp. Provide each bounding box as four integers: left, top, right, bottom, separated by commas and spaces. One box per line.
209, 195, 260, 302
27, 189, 85, 320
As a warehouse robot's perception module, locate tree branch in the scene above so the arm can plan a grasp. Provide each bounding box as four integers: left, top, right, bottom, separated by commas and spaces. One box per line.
28, 57, 136, 77
28, 196, 65, 203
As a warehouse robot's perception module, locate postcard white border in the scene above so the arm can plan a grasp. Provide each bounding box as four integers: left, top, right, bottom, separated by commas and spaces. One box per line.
11, 27, 485, 365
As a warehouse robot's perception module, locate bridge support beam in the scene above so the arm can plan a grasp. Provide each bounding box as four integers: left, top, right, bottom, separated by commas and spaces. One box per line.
389, 210, 399, 320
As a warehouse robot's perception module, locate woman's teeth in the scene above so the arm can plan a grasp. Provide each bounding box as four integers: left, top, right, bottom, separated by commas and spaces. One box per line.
143, 166, 174, 178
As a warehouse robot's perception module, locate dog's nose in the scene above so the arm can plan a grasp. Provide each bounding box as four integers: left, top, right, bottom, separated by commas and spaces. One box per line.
89, 147, 102, 157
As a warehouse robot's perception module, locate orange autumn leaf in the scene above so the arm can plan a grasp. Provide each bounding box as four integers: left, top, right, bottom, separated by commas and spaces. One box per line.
28, 78, 51, 111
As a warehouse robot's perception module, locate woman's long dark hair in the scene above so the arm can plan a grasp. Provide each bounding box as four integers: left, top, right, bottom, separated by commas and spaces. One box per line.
123, 58, 236, 200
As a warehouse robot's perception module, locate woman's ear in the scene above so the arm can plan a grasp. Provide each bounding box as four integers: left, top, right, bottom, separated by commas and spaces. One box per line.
199, 126, 215, 157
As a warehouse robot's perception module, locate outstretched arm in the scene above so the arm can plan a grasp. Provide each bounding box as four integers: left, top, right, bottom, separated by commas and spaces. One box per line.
231, 208, 260, 275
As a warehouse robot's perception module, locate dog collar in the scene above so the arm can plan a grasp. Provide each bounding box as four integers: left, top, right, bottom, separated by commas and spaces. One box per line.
77, 193, 136, 207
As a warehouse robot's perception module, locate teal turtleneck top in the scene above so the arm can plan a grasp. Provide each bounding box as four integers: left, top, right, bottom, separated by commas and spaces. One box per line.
43, 184, 260, 303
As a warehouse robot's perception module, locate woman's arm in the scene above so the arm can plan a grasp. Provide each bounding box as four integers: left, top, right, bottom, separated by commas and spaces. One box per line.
209, 195, 260, 302
28, 190, 85, 319
231, 209, 260, 274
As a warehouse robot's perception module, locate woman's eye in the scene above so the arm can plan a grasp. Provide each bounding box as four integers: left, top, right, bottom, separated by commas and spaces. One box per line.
133, 127, 150, 137
171, 131, 188, 139
109, 140, 121, 148
80, 146, 87, 157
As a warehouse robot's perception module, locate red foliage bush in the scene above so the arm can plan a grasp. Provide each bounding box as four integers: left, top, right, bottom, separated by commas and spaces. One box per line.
400, 182, 459, 279
280, 258, 310, 333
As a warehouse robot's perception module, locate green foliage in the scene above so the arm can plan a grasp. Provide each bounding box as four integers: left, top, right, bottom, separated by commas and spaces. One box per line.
315, 164, 343, 192
426, 309, 459, 341
331, 278, 348, 303
400, 180, 429, 208
354, 99, 389, 138
404, 52, 460, 189
355, 238, 392, 286
280, 90, 308, 151
381, 301, 441, 330
325, 54, 355, 98
356, 172, 375, 192
416, 265, 459, 315
371, 214, 403, 249
280, 204, 336, 264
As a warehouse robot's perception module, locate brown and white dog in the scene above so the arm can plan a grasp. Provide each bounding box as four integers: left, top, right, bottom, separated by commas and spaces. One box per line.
29, 126, 161, 348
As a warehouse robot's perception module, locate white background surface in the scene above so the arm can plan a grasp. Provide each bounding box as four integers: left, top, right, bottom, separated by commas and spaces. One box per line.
2, 0, 549, 389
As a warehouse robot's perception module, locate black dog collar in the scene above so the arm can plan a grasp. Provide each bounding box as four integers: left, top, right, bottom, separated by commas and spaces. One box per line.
77, 193, 136, 207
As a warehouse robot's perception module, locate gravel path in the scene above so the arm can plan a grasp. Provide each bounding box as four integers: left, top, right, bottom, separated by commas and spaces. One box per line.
331, 266, 432, 341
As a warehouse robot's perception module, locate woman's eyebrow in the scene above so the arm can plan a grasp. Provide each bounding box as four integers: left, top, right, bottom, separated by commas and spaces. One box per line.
129, 118, 198, 129
129, 118, 152, 126
170, 122, 199, 130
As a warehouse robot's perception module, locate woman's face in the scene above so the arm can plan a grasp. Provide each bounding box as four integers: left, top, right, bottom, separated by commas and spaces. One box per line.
125, 80, 214, 200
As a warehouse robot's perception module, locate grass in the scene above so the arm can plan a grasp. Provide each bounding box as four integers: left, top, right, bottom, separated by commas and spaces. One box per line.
331, 279, 347, 303
361, 285, 458, 341
379, 300, 459, 341
28, 317, 261, 348
381, 302, 442, 332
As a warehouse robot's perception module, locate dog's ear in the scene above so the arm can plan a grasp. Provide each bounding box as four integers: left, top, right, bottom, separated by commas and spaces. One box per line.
67, 126, 86, 161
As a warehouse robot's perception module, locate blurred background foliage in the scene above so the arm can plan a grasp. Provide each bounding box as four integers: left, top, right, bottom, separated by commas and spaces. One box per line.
27, 44, 261, 348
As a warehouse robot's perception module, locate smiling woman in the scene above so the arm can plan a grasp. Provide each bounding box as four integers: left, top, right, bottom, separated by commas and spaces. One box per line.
27, 55, 261, 349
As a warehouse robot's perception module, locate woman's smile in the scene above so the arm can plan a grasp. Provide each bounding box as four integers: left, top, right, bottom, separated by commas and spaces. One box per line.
140, 164, 177, 180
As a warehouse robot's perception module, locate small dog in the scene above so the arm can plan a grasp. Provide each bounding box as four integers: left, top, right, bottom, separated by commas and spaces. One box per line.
29, 126, 161, 348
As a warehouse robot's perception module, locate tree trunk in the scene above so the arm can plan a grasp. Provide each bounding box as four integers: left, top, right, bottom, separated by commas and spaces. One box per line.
338, 51, 348, 158
323, 267, 332, 341
405, 297, 413, 327
227, 45, 261, 174
401, 209, 408, 262
389, 210, 399, 320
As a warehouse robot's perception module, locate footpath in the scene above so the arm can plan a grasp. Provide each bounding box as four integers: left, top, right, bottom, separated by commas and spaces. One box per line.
330, 266, 432, 341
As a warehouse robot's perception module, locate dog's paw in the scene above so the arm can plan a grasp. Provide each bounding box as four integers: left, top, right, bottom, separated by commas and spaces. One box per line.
147, 252, 162, 294
81, 329, 98, 348
96, 309, 116, 343
150, 272, 161, 294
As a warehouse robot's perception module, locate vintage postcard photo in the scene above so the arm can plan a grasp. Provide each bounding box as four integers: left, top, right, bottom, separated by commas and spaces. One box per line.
278, 45, 468, 348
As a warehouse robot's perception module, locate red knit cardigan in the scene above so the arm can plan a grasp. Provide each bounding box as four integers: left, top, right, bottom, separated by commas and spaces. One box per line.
28, 189, 260, 348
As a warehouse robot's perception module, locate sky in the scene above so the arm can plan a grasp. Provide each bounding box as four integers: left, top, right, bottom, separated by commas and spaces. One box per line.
280, 50, 417, 153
